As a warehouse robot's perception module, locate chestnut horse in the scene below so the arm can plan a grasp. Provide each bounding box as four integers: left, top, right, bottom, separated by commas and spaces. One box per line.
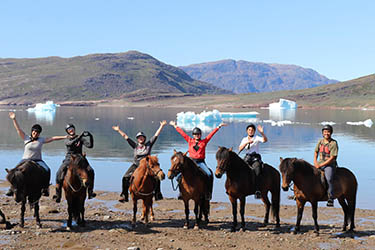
129, 155, 165, 228
279, 157, 357, 234
63, 154, 90, 230
6, 160, 50, 228
215, 147, 280, 232
168, 150, 211, 229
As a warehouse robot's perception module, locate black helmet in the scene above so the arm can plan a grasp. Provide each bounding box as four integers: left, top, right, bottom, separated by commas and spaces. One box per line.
322, 124, 333, 133
192, 127, 202, 135
246, 123, 256, 131
136, 131, 146, 139
31, 124, 42, 133
65, 123, 75, 133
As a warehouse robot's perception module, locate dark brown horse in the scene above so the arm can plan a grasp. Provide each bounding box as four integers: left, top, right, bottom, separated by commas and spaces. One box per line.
215, 147, 280, 232
63, 154, 90, 230
279, 157, 357, 234
6, 160, 50, 228
167, 150, 211, 229
129, 155, 165, 228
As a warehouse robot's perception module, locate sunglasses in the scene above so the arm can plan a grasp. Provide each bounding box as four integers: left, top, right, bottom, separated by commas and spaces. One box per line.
193, 133, 201, 135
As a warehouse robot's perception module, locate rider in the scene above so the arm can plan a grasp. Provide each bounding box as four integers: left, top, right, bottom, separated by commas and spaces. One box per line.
238, 123, 268, 199
112, 120, 167, 203
53, 124, 95, 203
169, 120, 226, 200
7, 112, 66, 197
314, 124, 338, 207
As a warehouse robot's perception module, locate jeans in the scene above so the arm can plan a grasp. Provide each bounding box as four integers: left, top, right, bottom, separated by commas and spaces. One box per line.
322, 165, 336, 199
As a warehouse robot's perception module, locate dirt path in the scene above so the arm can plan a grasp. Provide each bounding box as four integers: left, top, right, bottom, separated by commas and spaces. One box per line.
0, 181, 374, 250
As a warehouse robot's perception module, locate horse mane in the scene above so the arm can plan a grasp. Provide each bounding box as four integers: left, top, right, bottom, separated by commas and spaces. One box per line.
281, 158, 320, 176
138, 155, 159, 170
70, 154, 89, 168
216, 147, 249, 171
173, 152, 201, 176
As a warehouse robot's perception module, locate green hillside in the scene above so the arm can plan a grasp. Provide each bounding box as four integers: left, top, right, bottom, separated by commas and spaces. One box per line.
0, 51, 228, 105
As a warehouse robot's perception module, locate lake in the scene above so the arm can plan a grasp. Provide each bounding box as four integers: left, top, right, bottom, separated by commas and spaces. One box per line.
0, 106, 374, 209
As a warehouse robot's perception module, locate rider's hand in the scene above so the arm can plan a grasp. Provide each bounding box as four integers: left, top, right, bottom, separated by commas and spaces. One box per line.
112, 125, 120, 131
160, 120, 167, 126
9, 112, 16, 120
83, 131, 89, 136
257, 125, 264, 134
218, 122, 227, 128
169, 121, 176, 127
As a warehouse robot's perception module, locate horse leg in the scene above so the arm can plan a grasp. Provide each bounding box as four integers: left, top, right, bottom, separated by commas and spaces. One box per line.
0, 209, 6, 223
143, 199, 149, 225
183, 200, 189, 229
193, 201, 200, 230
150, 201, 155, 222
141, 199, 146, 221
34, 202, 42, 228
132, 199, 137, 228
311, 201, 319, 234
20, 199, 26, 228
204, 200, 210, 224
80, 201, 86, 227
347, 197, 356, 231
261, 193, 271, 226
337, 197, 348, 231
229, 196, 237, 232
239, 197, 246, 231
271, 187, 281, 228
67, 201, 73, 230
294, 199, 306, 234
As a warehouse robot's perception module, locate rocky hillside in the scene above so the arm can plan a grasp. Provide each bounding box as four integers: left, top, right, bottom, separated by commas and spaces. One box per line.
0, 51, 228, 105
180, 60, 337, 94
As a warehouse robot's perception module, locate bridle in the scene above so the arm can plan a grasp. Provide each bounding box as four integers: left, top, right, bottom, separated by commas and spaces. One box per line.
67, 165, 86, 193
133, 160, 161, 196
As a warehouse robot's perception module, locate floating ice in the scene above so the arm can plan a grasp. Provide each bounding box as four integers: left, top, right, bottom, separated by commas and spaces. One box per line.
263, 120, 293, 127
176, 110, 258, 132
269, 99, 297, 110
347, 119, 373, 128
321, 121, 336, 126
27, 101, 59, 112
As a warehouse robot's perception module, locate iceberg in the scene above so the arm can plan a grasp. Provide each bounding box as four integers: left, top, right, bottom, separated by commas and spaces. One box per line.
176, 110, 259, 132
263, 120, 293, 127
269, 98, 297, 110
346, 119, 373, 128
27, 101, 59, 112
27, 101, 59, 124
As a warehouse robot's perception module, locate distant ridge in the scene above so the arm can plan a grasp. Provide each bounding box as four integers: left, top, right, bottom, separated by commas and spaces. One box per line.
180, 59, 338, 94
0, 51, 228, 105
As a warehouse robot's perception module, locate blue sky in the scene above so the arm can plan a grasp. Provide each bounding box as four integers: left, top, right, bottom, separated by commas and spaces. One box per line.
1, 0, 374, 81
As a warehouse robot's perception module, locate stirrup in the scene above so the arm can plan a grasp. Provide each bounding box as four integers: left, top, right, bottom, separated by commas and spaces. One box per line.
119, 194, 128, 203
326, 199, 334, 207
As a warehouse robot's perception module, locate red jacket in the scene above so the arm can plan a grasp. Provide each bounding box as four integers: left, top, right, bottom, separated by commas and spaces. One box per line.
175, 126, 219, 160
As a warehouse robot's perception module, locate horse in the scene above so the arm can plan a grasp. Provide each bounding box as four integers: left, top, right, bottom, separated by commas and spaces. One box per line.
279, 157, 357, 234
215, 147, 280, 232
63, 154, 90, 230
129, 155, 165, 228
5, 160, 50, 228
0, 209, 12, 229
167, 150, 211, 230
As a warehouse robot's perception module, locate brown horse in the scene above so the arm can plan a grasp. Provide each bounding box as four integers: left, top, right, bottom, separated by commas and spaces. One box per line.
279, 157, 357, 234
129, 155, 165, 228
167, 150, 211, 229
63, 154, 90, 230
6, 160, 50, 228
215, 147, 280, 232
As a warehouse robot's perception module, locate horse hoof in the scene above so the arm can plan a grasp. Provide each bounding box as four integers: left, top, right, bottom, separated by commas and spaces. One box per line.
5, 222, 12, 229
36, 224, 42, 229
150, 216, 155, 222
183, 225, 188, 229
239, 227, 246, 232
193, 225, 199, 230
314, 230, 319, 236
275, 223, 280, 228
20, 224, 24, 228
66, 227, 71, 231
230, 227, 236, 232
131, 224, 136, 229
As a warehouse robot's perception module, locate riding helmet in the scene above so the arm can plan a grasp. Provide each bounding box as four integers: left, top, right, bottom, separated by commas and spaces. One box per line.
246, 123, 256, 131
192, 127, 202, 135
136, 131, 146, 139
322, 124, 333, 133
31, 124, 42, 133
65, 123, 75, 133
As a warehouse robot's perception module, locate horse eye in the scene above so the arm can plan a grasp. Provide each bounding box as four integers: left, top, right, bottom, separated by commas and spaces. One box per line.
173, 158, 178, 162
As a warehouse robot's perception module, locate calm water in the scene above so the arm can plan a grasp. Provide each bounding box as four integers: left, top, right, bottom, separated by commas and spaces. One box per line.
0, 106, 374, 209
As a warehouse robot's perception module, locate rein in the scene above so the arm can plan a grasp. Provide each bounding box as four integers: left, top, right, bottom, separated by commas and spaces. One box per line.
67, 166, 85, 193
133, 161, 157, 196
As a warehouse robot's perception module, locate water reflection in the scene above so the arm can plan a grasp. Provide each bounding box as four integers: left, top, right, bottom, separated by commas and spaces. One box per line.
28, 110, 56, 125
269, 108, 296, 121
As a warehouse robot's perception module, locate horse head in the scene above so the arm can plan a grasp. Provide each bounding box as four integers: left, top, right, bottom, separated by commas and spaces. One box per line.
69, 154, 89, 188
6, 166, 26, 202
215, 146, 232, 178
144, 155, 165, 181
168, 150, 187, 179
279, 157, 296, 191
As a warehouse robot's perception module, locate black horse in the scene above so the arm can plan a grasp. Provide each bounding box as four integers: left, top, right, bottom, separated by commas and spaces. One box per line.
215, 147, 280, 232
6, 160, 50, 228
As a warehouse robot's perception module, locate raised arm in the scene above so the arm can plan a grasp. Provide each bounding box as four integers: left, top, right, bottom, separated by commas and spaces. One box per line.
9, 112, 26, 140
205, 122, 227, 142
169, 120, 190, 142
154, 120, 167, 137
45, 135, 67, 144
82, 131, 94, 148
257, 125, 268, 143
112, 125, 136, 148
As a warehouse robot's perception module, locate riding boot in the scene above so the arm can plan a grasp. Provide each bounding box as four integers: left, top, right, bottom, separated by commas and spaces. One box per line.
327, 196, 334, 207
5, 188, 14, 197
205, 175, 213, 200
253, 162, 262, 199
53, 184, 62, 203
154, 179, 163, 201
119, 177, 130, 203
88, 184, 96, 199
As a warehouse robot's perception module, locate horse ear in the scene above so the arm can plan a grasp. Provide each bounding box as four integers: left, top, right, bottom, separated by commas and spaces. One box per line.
174, 149, 177, 154
183, 151, 188, 157
5, 168, 9, 173
229, 147, 233, 151
279, 157, 283, 162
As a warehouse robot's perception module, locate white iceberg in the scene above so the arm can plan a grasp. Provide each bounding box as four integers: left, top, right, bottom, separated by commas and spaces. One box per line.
263, 120, 293, 127
27, 101, 59, 112
269, 98, 297, 110
321, 121, 336, 126
346, 119, 373, 128
176, 109, 259, 132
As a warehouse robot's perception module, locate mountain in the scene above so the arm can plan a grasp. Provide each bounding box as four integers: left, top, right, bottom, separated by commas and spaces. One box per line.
0, 51, 228, 105
180, 60, 338, 94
